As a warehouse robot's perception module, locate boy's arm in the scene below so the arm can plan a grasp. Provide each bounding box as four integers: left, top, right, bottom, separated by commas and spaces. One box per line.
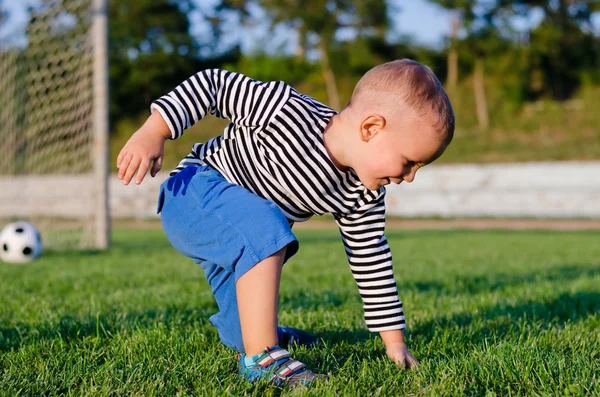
334, 189, 418, 367
151, 69, 291, 140
117, 69, 290, 185
334, 190, 405, 332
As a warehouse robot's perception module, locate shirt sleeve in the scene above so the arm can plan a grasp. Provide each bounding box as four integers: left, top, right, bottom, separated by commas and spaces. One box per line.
150, 69, 291, 140
334, 189, 406, 332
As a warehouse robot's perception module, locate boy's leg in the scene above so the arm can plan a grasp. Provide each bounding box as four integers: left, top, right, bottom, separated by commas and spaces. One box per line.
236, 246, 326, 387
158, 165, 301, 352
201, 253, 316, 353
236, 246, 286, 355
199, 261, 245, 351
159, 166, 324, 386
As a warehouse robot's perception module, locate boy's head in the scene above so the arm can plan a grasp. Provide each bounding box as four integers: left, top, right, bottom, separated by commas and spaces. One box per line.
339, 59, 455, 190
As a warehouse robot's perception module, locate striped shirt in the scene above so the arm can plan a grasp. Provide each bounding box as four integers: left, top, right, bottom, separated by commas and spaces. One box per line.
151, 69, 405, 332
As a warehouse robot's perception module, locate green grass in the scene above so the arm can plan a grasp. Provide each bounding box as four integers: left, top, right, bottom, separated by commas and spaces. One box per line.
1, 228, 599, 396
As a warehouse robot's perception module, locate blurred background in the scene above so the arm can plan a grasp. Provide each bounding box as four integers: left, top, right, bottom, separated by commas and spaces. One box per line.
1, 0, 599, 249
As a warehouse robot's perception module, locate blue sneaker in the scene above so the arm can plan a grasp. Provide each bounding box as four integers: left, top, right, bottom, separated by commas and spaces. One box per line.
238, 345, 326, 388
278, 326, 318, 348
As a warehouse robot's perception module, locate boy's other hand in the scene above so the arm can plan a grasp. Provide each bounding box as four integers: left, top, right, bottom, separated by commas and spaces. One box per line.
117, 112, 170, 185
380, 329, 419, 369
386, 342, 419, 369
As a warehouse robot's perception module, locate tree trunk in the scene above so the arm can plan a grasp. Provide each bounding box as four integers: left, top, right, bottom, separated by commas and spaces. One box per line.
447, 11, 460, 93
295, 42, 306, 58
473, 57, 489, 130
319, 41, 341, 110
295, 24, 306, 59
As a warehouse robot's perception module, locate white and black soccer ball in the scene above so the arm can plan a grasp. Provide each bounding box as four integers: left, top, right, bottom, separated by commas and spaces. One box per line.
0, 221, 43, 264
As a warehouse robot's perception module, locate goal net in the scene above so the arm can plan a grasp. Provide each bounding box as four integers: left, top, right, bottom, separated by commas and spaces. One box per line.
0, 0, 109, 249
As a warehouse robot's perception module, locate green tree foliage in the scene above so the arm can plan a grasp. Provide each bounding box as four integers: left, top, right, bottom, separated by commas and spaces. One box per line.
218, 0, 389, 109
509, 0, 600, 100
109, 0, 201, 125
108, 0, 242, 126
429, 0, 508, 128
427, 0, 600, 129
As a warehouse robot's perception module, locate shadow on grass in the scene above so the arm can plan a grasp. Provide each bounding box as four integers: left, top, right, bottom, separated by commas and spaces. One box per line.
0, 306, 216, 352
308, 291, 600, 372
279, 289, 355, 310
0, 287, 359, 353
397, 264, 600, 295
412, 291, 600, 353
316, 328, 374, 346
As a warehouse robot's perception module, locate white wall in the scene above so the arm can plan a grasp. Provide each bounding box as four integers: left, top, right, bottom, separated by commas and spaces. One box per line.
1, 161, 599, 219
385, 161, 600, 218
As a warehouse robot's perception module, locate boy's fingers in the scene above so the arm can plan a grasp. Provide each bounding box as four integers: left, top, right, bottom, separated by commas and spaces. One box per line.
150, 156, 162, 177
122, 156, 141, 185
135, 159, 151, 185
406, 355, 419, 369
117, 153, 133, 180
116, 148, 126, 168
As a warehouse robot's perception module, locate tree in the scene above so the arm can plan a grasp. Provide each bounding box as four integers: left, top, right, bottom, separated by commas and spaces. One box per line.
429, 0, 511, 130
510, 0, 600, 100
108, 0, 206, 124
219, 0, 389, 110
447, 10, 461, 93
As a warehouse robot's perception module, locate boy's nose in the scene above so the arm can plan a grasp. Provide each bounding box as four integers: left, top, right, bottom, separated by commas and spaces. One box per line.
402, 169, 416, 183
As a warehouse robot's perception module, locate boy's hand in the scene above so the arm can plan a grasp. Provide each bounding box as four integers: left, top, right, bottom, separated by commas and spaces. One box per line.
385, 342, 419, 369
379, 329, 419, 369
117, 112, 171, 185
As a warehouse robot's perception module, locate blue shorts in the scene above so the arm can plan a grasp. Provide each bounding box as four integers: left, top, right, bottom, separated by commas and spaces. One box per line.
157, 165, 299, 351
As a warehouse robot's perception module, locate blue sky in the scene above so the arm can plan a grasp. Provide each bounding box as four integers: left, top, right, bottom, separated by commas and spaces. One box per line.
388, 0, 452, 46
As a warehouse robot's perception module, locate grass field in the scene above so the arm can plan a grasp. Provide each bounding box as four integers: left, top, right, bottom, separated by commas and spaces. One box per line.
1, 228, 599, 396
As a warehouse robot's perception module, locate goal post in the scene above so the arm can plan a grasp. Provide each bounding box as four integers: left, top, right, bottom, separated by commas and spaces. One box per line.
0, 0, 110, 250
93, 0, 110, 249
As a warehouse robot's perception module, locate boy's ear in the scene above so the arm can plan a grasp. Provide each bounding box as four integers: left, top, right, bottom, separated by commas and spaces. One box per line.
360, 115, 386, 142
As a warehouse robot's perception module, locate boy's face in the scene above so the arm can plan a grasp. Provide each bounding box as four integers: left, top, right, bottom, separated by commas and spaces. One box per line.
353, 107, 447, 191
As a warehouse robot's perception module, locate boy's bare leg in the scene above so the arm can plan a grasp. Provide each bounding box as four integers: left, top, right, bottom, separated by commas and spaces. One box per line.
236, 246, 286, 356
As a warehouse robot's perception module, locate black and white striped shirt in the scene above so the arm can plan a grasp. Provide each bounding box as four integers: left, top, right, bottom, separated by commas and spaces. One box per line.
151, 69, 405, 332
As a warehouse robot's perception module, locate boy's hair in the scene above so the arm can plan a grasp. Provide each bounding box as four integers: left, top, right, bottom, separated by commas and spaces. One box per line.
350, 59, 455, 144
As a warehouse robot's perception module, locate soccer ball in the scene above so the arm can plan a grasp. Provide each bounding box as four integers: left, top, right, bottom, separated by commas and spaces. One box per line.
0, 221, 43, 264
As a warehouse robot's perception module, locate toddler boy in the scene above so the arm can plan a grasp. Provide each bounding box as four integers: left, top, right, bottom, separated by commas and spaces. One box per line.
117, 59, 455, 387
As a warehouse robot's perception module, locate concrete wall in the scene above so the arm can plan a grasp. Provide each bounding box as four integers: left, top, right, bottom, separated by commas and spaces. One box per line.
0, 174, 162, 219
1, 161, 599, 219
385, 161, 600, 218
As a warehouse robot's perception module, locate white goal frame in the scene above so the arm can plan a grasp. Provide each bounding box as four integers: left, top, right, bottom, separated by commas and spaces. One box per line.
0, 0, 110, 249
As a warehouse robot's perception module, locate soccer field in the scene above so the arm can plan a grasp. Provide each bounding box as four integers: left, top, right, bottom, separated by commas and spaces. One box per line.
1, 228, 599, 396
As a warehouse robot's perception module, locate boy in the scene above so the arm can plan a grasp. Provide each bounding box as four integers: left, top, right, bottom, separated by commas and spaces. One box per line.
117, 59, 454, 387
